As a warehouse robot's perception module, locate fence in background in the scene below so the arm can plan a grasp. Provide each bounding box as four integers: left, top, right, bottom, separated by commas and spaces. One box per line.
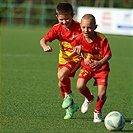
0, 3, 57, 28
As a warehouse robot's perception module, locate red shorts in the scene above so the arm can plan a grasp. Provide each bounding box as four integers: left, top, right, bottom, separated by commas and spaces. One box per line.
78, 67, 109, 86
58, 61, 81, 77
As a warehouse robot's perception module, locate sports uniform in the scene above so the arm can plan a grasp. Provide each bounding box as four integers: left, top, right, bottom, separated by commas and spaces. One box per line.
44, 20, 82, 77
72, 32, 112, 85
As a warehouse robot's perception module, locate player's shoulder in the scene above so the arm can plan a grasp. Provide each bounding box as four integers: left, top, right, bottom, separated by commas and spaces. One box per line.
74, 20, 80, 24
96, 32, 106, 40
51, 23, 62, 31
78, 33, 84, 37
73, 20, 80, 26
76, 33, 84, 40
53, 23, 60, 28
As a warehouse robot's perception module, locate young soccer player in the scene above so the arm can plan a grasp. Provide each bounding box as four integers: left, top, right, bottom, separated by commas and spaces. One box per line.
40, 2, 83, 119
72, 14, 112, 122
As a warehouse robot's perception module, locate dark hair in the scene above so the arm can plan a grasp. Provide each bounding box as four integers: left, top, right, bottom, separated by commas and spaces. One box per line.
56, 2, 74, 15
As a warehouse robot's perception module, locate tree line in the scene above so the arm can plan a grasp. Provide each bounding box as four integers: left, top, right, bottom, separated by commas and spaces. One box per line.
0, 0, 132, 26
0, 0, 133, 8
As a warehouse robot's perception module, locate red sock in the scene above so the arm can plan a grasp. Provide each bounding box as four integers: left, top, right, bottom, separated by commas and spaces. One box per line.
60, 77, 72, 94
95, 97, 106, 112
60, 86, 65, 98
78, 86, 93, 101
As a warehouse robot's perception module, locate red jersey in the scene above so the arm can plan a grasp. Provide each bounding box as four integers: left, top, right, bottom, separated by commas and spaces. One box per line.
72, 32, 112, 72
44, 20, 82, 64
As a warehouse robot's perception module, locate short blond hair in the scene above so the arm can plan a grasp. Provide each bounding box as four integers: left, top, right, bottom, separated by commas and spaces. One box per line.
81, 14, 96, 25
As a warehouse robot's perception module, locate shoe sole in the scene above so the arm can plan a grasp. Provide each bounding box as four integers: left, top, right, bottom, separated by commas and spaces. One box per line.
93, 120, 103, 123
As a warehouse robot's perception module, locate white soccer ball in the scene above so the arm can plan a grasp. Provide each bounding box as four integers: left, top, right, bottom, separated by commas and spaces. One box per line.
104, 111, 125, 131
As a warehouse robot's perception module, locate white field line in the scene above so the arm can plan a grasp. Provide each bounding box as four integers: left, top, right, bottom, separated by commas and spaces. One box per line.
0, 54, 45, 57
0, 53, 131, 60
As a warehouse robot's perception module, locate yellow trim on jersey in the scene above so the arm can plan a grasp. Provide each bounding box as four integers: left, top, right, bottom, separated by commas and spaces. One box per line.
83, 52, 102, 60
59, 41, 82, 64
60, 41, 73, 49
97, 32, 106, 40
59, 50, 81, 64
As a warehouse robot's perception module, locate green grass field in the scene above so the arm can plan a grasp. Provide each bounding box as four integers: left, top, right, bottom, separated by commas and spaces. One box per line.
0, 26, 133, 133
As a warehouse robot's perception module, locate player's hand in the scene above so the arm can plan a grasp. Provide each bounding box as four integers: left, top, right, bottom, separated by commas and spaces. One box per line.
84, 58, 93, 66
73, 45, 81, 54
43, 45, 53, 52
84, 58, 102, 69
89, 59, 102, 69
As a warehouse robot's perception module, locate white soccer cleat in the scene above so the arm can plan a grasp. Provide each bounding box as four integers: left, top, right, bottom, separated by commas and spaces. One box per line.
81, 95, 94, 114
93, 111, 102, 123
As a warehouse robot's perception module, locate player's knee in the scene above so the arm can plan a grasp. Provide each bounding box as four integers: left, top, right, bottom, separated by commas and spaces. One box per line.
98, 93, 106, 100
58, 81, 62, 88
57, 71, 65, 81
77, 83, 85, 92
76, 79, 85, 91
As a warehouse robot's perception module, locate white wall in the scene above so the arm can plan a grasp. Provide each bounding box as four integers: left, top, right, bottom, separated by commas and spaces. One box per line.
77, 7, 133, 36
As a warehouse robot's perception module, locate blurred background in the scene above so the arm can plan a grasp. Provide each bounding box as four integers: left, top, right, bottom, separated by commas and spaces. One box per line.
0, 0, 133, 28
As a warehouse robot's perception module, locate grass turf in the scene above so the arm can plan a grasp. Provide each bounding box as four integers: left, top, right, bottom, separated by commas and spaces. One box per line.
0, 26, 132, 133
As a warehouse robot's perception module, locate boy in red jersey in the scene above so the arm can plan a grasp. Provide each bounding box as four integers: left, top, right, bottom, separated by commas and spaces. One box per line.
72, 14, 112, 122
40, 3, 86, 119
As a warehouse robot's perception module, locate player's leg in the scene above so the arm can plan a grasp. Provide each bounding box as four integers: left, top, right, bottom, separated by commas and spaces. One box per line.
58, 67, 78, 119
58, 61, 80, 96
93, 85, 107, 123
58, 66, 72, 94
77, 68, 94, 113
58, 67, 73, 109
58, 62, 80, 119
58, 81, 65, 98
93, 70, 109, 123
95, 85, 107, 111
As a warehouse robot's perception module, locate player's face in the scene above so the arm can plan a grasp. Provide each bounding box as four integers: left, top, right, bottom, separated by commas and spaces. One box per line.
80, 19, 97, 39
56, 14, 74, 29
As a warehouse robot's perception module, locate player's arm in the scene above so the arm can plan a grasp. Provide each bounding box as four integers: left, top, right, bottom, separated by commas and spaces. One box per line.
72, 36, 82, 55
99, 55, 111, 65
40, 38, 53, 52
90, 55, 111, 69
73, 45, 82, 54
90, 39, 112, 69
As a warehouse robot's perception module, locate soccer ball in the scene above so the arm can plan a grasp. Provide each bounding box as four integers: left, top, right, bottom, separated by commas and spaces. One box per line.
104, 111, 125, 131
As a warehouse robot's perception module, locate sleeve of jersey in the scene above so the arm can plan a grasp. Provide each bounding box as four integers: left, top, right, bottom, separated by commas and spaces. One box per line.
102, 39, 112, 57
44, 26, 58, 42
72, 35, 81, 47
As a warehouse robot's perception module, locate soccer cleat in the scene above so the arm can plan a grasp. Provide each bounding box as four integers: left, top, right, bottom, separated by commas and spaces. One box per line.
64, 103, 79, 119
93, 110, 103, 123
81, 95, 94, 114
62, 93, 73, 109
